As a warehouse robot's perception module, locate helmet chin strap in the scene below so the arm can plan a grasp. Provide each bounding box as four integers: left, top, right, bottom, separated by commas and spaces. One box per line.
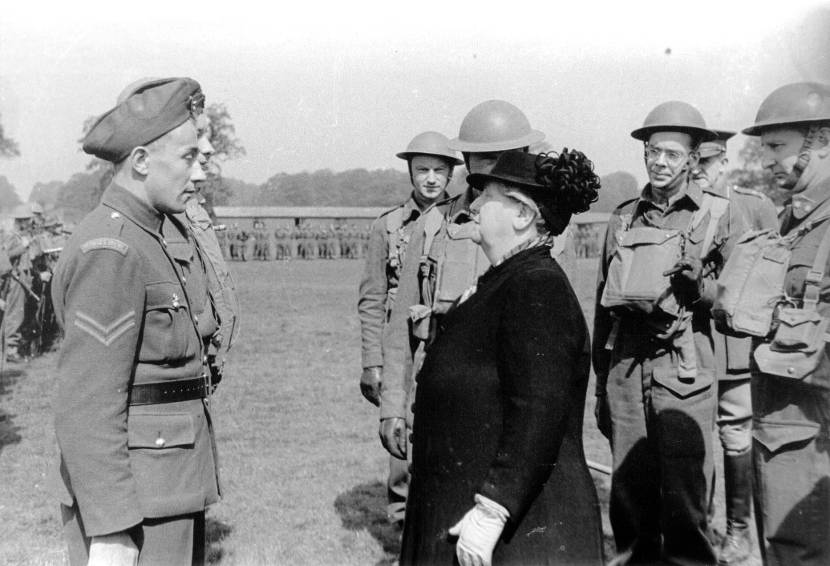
789, 126, 820, 192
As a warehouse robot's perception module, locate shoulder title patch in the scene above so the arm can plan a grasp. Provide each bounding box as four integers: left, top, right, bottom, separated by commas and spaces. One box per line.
81, 238, 128, 255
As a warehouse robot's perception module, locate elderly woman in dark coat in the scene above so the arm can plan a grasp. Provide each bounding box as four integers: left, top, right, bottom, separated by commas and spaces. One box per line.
399, 150, 604, 566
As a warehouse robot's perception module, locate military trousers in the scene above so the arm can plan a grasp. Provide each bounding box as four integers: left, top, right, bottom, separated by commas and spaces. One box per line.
717, 379, 752, 455
607, 344, 717, 565
752, 374, 830, 566
62, 503, 206, 566
3, 276, 25, 354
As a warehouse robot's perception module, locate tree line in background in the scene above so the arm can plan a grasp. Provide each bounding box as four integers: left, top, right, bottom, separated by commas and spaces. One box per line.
1, 107, 786, 221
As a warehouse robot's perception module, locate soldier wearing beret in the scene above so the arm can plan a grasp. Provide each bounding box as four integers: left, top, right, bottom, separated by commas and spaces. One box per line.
52, 77, 220, 566
116, 79, 241, 389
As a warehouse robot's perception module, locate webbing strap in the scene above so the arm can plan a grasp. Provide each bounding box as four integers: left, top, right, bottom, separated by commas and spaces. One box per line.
421, 207, 443, 259
803, 219, 830, 311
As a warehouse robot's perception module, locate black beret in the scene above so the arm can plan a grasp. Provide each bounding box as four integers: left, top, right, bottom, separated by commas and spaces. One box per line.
83, 77, 203, 163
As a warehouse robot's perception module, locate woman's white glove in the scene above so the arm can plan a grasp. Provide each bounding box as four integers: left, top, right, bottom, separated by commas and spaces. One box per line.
448, 494, 509, 566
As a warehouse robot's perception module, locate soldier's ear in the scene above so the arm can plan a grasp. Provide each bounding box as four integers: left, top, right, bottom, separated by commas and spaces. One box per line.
130, 146, 151, 176
815, 127, 830, 157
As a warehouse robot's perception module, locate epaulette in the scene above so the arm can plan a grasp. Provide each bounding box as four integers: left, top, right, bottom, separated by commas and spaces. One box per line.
378, 203, 405, 219
612, 196, 640, 215
80, 209, 129, 254
733, 186, 769, 200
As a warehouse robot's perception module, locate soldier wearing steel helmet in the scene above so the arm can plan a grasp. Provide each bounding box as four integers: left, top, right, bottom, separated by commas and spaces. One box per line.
692, 129, 777, 566
358, 131, 462, 527
594, 101, 742, 565
740, 82, 830, 566
2, 203, 37, 361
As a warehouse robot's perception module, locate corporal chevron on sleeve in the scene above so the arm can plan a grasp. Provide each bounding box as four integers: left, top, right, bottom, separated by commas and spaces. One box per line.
73, 310, 136, 346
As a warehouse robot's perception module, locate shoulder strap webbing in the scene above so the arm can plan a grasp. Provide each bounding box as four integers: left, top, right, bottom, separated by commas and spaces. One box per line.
691, 193, 730, 256
422, 206, 444, 257
802, 219, 830, 311
385, 207, 405, 233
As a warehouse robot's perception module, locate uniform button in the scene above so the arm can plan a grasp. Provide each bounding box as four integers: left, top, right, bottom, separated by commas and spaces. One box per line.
155, 437, 166, 447
182, 276, 187, 283
110, 212, 120, 219
193, 315, 199, 323
787, 367, 795, 375
203, 355, 208, 363
162, 239, 168, 246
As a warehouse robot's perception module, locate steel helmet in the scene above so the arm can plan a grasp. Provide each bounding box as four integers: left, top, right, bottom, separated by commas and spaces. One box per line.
631, 101, 717, 143
395, 131, 463, 165
12, 204, 32, 219
448, 100, 545, 152
742, 82, 830, 136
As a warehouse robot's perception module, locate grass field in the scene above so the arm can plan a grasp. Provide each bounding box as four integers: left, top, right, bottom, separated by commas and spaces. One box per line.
0, 258, 754, 565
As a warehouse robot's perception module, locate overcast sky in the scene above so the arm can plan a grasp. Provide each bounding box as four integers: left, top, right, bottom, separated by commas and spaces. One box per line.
1, 0, 828, 200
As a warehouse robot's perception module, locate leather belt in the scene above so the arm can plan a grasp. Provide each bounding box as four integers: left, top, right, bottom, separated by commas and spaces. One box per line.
129, 377, 207, 406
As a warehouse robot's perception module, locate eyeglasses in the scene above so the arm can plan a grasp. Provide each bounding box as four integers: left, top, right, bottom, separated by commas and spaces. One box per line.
188, 91, 205, 118
644, 146, 689, 166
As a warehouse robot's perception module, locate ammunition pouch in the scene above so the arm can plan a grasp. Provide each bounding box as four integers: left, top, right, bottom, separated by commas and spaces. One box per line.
754, 309, 830, 386
753, 219, 830, 389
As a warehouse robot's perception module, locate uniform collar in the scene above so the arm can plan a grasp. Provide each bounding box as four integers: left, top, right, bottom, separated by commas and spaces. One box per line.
407, 190, 449, 217
447, 186, 479, 224
789, 176, 830, 219
639, 180, 703, 211
101, 183, 164, 234
165, 213, 194, 262
702, 178, 729, 200
401, 195, 422, 223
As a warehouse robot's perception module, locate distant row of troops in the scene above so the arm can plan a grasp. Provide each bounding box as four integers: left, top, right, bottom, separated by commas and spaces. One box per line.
216, 219, 605, 262
217, 222, 372, 261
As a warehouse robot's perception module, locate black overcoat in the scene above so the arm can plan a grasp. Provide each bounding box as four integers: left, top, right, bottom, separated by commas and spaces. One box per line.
400, 246, 603, 565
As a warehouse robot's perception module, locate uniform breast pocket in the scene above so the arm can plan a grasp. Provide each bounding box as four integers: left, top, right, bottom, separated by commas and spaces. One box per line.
652, 364, 714, 400
141, 281, 193, 363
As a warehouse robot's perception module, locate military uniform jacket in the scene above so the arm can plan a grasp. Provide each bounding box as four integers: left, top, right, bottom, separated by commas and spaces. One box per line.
52, 184, 219, 538
357, 193, 438, 369
379, 187, 484, 420
593, 181, 738, 395
754, 178, 830, 453
184, 200, 240, 359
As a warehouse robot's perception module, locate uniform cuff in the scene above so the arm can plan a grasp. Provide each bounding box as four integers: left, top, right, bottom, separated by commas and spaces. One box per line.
362, 352, 383, 368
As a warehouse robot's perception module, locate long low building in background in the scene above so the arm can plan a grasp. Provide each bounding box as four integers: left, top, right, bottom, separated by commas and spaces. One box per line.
213, 206, 389, 228
212, 206, 611, 230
